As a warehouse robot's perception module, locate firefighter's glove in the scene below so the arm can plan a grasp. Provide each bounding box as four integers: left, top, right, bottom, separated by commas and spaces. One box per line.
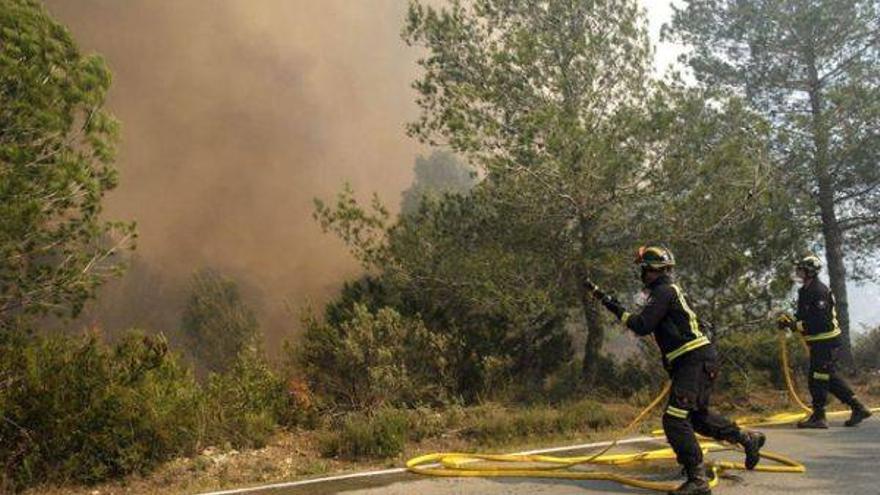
581, 278, 602, 298
600, 295, 626, 321
776, 313, 795, 331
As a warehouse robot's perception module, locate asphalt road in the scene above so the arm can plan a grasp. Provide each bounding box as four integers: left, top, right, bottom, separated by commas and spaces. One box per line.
207, 417, 879, 495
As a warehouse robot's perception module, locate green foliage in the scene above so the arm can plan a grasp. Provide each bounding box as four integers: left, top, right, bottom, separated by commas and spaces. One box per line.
401, 0, 782, 381
461, 399, 614, 446
298, 303, 450, 410
317, 0, 782, 395
323, 276, 402, 327
317, 398, 615, 460
318, 407, 408, 459
714, 330, 808, 401
592, 352, 665, 400
181, 269, 260, 374
200, 349, 288, 449
0, 0, 135, 323
633, 89, 801, 328
0, 331, 200, 490
854, 326, 880, 372
666, 0, 880, 351
313, 183, 391, 269
0, 330, 291, 491
400, 150, 477, 215
312, 189, 576, 402
390, 190, 575, 399
401, 0, 660, 384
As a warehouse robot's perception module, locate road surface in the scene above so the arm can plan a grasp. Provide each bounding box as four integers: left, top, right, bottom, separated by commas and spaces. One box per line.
203, 417, 879, 495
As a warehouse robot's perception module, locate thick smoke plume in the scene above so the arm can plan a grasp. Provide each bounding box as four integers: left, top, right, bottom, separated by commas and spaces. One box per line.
44, 0, 424, 344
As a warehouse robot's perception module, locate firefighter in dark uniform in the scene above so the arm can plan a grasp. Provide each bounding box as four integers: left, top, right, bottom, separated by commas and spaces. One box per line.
587, 246, 765, 495
777, 254, 872, 429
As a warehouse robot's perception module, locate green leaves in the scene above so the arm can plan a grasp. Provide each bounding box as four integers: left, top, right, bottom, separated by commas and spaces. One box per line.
667, 0, 880, 352
313, 183, 391, 270
180, 269, 260, 374
0, 0, 134, 323
402, 0, 782, 335
298, 303, 450, 410
400, 150, 477, 216
0, 331, 200, 489
316, 0, 794, 392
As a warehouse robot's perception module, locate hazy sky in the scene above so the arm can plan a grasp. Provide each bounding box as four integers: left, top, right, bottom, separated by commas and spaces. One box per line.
642, 0, 687, 73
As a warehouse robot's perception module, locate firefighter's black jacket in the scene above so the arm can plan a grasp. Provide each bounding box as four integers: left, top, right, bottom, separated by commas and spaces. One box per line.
795, 278, 842, 345
622, 274, 711, 368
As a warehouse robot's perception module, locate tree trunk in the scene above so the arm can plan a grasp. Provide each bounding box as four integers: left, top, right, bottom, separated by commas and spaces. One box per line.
821, 211, 853, 364
577, 215, 605, 385
580, 295, 604, 385
806, 54, 853, 365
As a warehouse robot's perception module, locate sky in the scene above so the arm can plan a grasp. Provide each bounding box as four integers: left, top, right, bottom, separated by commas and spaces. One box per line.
642, 0, 687, 73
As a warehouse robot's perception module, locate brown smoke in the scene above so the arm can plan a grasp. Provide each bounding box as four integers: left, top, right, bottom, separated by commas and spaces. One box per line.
43, 0, 425, 345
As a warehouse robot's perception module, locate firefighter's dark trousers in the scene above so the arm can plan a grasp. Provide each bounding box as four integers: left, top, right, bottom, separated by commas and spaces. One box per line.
663, 350, 742, 469
808, 342, 856, 413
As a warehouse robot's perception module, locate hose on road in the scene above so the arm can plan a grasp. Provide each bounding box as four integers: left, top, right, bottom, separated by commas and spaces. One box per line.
407, 333, 878, 492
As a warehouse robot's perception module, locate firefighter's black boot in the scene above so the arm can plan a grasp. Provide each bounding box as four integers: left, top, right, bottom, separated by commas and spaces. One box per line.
667, 463, 711, 495
738, 430, 765, 470
845, 400, 872, 427
797, 410, 828, 429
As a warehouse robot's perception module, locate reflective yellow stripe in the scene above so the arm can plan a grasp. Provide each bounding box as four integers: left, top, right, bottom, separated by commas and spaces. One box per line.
831, 299, 841, 333
812, 372, 830, 381
671, 285, 702, 337
666, 406, 689, 419
803, 328, 842, 342
803, 294, 841, 342
665, 336, 711, 362
621, 312, 631, 324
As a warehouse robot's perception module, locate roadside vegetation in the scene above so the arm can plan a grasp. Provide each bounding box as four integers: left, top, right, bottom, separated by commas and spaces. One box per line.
1, 0, 878, 493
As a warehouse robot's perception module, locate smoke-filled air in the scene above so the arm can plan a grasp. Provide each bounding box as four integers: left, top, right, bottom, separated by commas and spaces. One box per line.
44, 0, 425, 342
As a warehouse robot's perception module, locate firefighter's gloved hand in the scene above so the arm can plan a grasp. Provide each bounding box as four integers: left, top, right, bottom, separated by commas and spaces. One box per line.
776, 313, 795, 330
581, 278, 601, 297
600, 295, 626, 320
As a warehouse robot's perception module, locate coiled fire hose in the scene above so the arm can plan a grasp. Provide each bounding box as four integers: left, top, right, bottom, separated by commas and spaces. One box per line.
406, 332, 876, 491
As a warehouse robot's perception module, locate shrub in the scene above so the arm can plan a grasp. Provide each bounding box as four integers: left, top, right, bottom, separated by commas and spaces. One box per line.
199, 349, 288, 449
854, 326, 880, 372
0, 330, 292, 492
181, 269, 260, 374
558, 399, 616, 431
318, 408, 408, 459
462, 399, 614, 445
0, 331, 201, 490
404, 406, 457, 442
714, 329, 804, 398
541, 361, 584, 403
297, 304, 450, 410
540, 344, 663, 404
614, 353, 665, 398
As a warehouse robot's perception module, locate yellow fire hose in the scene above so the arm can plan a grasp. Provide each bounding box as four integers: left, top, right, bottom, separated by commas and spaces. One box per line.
406, 332, 877, 491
